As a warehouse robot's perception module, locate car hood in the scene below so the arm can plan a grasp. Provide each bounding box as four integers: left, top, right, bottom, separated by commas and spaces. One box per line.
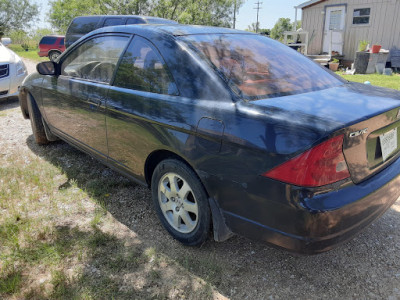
0, 43, 17, 63
249, 82, 400, 132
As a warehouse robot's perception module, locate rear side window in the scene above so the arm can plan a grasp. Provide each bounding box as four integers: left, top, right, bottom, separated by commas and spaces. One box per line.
114, 36, 178, 95
61, 35, 129, 83
126, 18, 146, 25
104, 18, 124, 26
68, 17, 100, 34
181, 34, 344, 100
40, 36, 57, 45
60, 38, 64, 46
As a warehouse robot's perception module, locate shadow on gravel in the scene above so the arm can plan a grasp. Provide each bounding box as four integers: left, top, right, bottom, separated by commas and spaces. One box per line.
0, 97, 19, 111
26, 134, 400, 299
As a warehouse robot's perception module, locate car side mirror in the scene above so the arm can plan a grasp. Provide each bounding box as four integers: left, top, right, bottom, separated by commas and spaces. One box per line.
36, 61, 58, 76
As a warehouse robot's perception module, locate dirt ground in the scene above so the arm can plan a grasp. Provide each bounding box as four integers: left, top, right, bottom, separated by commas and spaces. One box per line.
2, 58, 400, 299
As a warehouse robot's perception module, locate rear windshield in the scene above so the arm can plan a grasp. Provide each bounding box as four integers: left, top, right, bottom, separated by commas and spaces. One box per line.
180, 34, 344, 100
40, 36, 57, 45
68, 17, 100, 34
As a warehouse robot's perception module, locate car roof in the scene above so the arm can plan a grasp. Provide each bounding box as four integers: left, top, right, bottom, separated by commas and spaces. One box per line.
73, 15, 176, 21
91, 24, 251, 37
42, 35, 65, 38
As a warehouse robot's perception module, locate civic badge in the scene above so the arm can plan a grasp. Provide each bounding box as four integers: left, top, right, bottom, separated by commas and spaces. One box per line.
349, 128, 368, 138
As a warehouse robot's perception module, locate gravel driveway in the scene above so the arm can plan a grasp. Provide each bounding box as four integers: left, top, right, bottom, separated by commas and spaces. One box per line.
2, 58, 400, 299
23, 58, 38, 75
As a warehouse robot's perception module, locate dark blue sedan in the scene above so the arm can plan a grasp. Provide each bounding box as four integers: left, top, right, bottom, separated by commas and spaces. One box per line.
19, 24, 400, 253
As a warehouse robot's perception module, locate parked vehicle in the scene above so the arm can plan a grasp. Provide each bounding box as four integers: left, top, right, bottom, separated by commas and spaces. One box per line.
0, 42, 27, 100
65, 15, 178, 48
38, 35, 66, 61
19, 25, 400, 254
1, 37, 12, 46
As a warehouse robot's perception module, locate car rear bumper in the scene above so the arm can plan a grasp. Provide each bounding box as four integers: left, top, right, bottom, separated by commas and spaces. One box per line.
38, 51, 48, 57
222, 156, 400, 254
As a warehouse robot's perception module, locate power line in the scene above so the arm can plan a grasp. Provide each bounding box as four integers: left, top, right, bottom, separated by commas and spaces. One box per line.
254, 1, 262, 33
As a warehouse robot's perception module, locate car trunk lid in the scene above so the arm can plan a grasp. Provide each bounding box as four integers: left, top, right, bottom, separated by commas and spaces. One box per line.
249, 82, 400, 184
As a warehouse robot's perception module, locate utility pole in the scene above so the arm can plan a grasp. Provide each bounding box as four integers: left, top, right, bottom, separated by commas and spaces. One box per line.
254, 1, 262, 33
233, 0, 237, 29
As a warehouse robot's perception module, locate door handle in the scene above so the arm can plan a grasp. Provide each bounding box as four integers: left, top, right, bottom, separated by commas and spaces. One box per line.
88, 97, 105, 110
89, 99, 102, 106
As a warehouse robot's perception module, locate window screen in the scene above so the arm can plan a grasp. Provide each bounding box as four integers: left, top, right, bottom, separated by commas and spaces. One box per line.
353, 8, 370, 25
114, 36, 178, 95
61, 35, 129, 83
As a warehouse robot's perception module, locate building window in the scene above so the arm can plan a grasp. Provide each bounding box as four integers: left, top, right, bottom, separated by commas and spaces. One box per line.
353, 8, 370, 25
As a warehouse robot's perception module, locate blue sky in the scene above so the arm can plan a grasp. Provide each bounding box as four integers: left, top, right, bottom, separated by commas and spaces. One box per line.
236, 0, 303, 30
32, 0, 303, 31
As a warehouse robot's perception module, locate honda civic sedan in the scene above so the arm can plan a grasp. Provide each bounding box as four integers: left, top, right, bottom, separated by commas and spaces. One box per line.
19, 24, 400, 254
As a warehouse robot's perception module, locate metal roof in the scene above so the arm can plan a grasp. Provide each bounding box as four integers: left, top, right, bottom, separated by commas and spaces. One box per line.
295, 0, 327, 9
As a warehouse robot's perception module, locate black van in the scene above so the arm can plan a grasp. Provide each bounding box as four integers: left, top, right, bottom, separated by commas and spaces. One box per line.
65, 15, 178, 48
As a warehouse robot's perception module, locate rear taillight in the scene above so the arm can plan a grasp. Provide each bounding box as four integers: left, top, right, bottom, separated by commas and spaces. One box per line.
262, 135, 350, 187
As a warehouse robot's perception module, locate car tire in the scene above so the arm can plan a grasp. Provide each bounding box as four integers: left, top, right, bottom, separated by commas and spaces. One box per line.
27, 94, 50, 145
151, 159, 211, 246
49, 51, 61, 62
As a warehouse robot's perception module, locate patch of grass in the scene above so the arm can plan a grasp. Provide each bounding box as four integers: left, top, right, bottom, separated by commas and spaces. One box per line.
0, 217, 22, 247
90, 208, 105, 228
1, 128, 223, 299
178, 254, 223, 287
50, 270, 71, 299
340, 73, 400, 90
148, 268, 162, 282
8, 44, 48, 62
87, 229, 117, 249
0, 269, 22, 295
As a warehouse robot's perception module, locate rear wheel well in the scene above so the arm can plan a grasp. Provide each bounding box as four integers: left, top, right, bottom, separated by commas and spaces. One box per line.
144, 150, 233, 242
48, 50, 61, 61
145, 150, 190, 188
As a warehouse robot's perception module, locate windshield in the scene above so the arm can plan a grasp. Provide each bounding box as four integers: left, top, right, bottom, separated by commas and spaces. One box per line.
180, 34, 344, 100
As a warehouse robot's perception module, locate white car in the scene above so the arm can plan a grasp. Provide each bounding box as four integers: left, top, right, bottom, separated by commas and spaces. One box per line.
0, 42, 27, 100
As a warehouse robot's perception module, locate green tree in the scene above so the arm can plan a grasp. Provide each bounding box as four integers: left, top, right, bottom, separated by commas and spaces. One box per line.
49, 0, 242, 32
270, 18, 292, 40
0, 0, 39, 35
259, 28, 271, 36
93, 0, 151, 15
49, 0, 106, 32
246, 22, 259, 32
246, 23, 270, 36
8, 30, 29, 44
30, 28, 56, 45
292, 20, 301, 30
